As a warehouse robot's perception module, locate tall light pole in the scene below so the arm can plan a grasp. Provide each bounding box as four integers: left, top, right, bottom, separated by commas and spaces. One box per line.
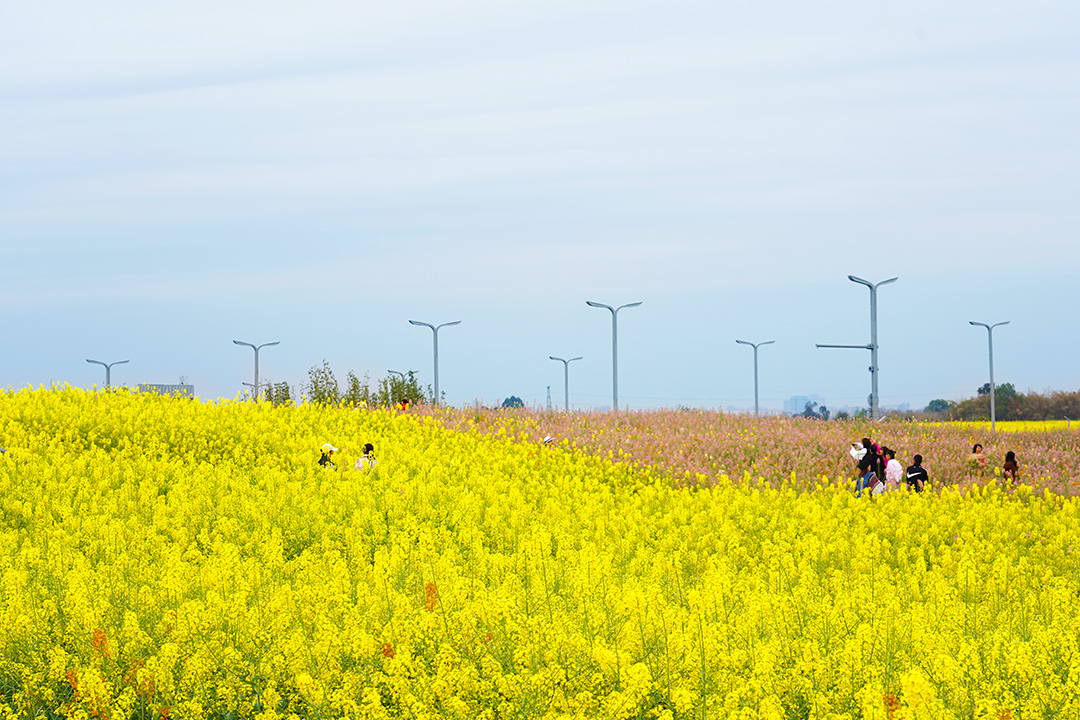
549, 355, 583, 411
970, 320, 1009, 431
817, 275, 897, 420
243, 380, 271, 401
387, 370, 414, 405
409, 320, 460, 405
233, 340, 280, 401
86, 358, 129, 389
586, 300, 642, 411
735, 340, 774, 416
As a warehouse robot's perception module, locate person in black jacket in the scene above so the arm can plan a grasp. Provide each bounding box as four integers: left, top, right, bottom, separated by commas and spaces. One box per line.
318, 443, 338, 470
905, 454, 929, 492
854, 438, 880, 497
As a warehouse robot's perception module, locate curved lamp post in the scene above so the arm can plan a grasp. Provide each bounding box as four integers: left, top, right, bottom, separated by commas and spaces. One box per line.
549, 355, 583, 411
586, 300, 642, 411
86, 358, 129, 389
817, 275, 897, 420
735, 340, 774, 416
233, 340, 280, 401
409, 320, 460, 405
969, 320, 1009, 431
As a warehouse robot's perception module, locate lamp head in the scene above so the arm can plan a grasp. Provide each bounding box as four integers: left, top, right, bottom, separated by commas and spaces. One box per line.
847, 275, 873, 288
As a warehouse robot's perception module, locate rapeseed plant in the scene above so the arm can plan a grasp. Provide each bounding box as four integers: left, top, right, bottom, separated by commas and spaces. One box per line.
0, 388, 1078, 717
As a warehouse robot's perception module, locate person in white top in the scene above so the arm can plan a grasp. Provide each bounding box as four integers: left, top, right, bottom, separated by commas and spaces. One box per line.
355, 443, 377, 471
883, 447, 903, 491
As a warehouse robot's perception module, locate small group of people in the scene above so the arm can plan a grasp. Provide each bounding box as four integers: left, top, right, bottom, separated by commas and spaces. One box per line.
849, 438, 929, 496
850, 439, 1023, 496
967, 443, 1020, 483
318, 442, 377, 471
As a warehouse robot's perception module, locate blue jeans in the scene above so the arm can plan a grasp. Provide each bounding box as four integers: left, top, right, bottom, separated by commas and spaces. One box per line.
855, 472, 873, 497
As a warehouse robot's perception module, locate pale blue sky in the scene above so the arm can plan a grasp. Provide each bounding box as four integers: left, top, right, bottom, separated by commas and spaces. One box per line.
2, 0, 1078, 410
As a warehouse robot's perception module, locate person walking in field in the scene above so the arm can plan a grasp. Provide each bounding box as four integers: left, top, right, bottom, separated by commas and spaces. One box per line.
905, 454, 929, 493
319, 443, 338, 470
355, 443, 377, 470
883, 447, 903, 491
1003, 450, 1020, 484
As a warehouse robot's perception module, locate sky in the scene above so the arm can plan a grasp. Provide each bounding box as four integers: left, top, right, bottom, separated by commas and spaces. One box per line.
2, 0, 1078, 412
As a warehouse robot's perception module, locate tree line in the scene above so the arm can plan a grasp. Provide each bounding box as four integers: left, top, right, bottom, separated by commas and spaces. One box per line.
264, 361, 434, 407
924, 384, 1080, 421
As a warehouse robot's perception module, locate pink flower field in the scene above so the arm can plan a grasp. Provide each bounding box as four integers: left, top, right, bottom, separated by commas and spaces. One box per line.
419, 406, 1080, 494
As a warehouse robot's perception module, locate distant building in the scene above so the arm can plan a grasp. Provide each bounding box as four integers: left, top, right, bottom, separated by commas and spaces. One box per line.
784, 394, 823, 415
138, 383, 195, 398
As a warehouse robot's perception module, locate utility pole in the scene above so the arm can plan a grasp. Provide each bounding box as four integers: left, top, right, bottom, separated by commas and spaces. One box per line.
817, 275, 897, 420
233, 340, 280, 402
409, 320, 461, 405
586, 301, 642, 411
549, 355, 583, 411
735, 340, 775, 416
969, 321, 1009, 431
86, 358, 129, 389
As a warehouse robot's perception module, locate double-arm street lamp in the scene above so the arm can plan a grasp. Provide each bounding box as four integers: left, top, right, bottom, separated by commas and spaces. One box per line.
409, 320, 460, 405
233, 340, 280, 401
817, 275, 897, 420
86, 358, 129, 389
243, 380, 271, 401
549, 355, 583, 411
735, 340, 774, 416
587, 301, 642, 411
969, 320, 1009, 431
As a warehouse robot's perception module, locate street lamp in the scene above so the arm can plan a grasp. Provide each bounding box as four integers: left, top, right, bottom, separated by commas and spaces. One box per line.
735, 340, 774, 416
243, 381, 271, 401
86, 358, 129, 389
233, 340, 280, 401
388, 370, 406, 381
409, 320, 460, 405
817, 275, 897, 420
586, 300, 642, 411
549, 355, 583, 411
969, 320, 1009, 431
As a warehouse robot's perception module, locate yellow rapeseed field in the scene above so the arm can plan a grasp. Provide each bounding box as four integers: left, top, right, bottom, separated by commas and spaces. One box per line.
948, 420, 1075, 433
2, 388, 1079, 719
